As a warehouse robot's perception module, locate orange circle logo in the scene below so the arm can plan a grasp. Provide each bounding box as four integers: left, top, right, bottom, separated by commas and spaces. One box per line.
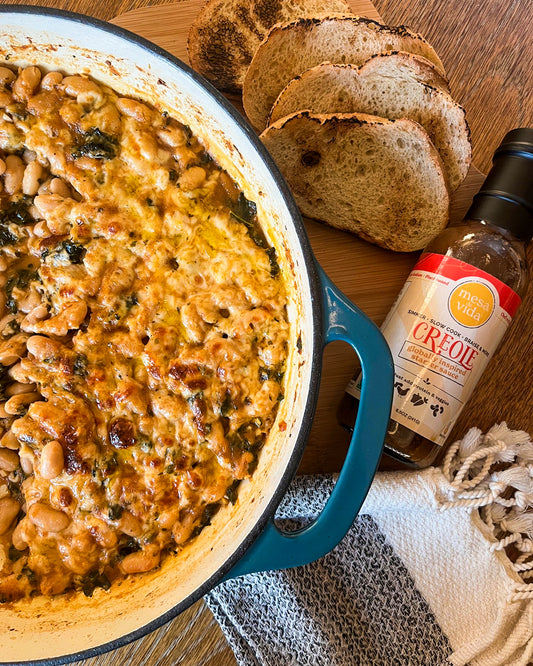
449, 281, 495, 327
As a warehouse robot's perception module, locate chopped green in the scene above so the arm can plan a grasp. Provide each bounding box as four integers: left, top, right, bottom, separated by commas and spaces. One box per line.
80, 570, 111, 597
266, 246, 280, 277
5, 268, 40, 314
224, 480, 241, 505
59, 240, 86, 264
8, 545, 24, 562
73, 353, 88, 378
108, 504, 123, 520
0, 199, 34, 227
124, 293, 138, 309
191, 503, 219, 538
258, 365, 285, 383
71, 127, 118, 160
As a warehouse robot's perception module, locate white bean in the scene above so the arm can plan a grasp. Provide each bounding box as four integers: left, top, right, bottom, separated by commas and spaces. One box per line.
41, 71, 63, 90
179, 166, 206, 191
0, 67, 16, 88
8, 361, 32, 384
32, 302, 87, 337
49, 178, 71, 198
21, 304, 49, 330
32, 220, 52, 238
62, 75, 104, 106
22, 159, 44, 196
12, 66, 41, 101
0, 334, 29, 366
4, 154, 25, 195
116, 97, 152, 123
39, 440, 64, 480
0, 430, 19, 450
26, 335, 61, 360
11, 518, 27, 549
0, 447, 19, 471
19, 453, 33, 475
28, 502, 70, 532
0, 496, 20, 535
119, 545, 160, 574
6, 382, 36, 397
118, 510, 142, 537
4, 391, 40, 415
33, 193, 64, 218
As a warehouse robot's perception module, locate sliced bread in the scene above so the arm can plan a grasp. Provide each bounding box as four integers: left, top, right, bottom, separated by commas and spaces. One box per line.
187, 0, 352, 92
243, 16, 446, 130
268, 58, 470, 191
260, 111, 450, 252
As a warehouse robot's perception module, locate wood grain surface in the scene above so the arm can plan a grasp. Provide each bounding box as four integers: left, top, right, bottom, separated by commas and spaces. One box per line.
0, 0, 531, 664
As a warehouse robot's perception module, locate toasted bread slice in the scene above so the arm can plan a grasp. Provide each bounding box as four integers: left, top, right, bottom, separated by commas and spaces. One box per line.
268, 58, 470, 191
260, 111, 450, 252
187, 0, 352, 92
243, 16, 446, 130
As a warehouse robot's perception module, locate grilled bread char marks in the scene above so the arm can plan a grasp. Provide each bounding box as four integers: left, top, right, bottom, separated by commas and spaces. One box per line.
260, 111, 450, 252
187, 0, 352, 93
243, 15, 446, 131
268, 57, 471, 191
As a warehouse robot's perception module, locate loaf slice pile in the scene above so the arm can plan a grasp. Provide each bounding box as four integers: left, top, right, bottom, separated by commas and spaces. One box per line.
242, 16, 446, 131
267, 57, 470, 191
188, 4, 472, 253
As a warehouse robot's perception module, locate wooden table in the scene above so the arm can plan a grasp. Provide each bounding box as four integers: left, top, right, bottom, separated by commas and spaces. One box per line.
1, 0, 531, 664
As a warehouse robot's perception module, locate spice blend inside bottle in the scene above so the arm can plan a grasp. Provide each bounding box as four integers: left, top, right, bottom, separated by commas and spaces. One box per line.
337, 128, 533, 468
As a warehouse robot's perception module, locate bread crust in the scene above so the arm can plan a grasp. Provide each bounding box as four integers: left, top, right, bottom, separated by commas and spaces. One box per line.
260, 111, 450, 252
243, 15, 446, 130
187, 0, 352, 92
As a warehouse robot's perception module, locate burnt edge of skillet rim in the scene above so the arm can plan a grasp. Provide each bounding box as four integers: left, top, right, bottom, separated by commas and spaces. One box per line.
0, 5, 324, 665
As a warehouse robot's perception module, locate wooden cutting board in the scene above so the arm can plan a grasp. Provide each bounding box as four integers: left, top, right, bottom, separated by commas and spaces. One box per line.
112, 0, 483, 470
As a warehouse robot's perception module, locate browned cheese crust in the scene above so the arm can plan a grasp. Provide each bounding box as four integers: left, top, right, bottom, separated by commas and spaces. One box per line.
0, 65, 289, 601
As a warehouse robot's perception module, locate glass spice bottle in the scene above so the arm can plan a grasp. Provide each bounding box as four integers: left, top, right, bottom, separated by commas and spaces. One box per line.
337, 127, 533, 469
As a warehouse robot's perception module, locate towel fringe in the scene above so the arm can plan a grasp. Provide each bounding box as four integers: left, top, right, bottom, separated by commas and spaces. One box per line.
441, 424, 533, 665
441, 424, 533, 577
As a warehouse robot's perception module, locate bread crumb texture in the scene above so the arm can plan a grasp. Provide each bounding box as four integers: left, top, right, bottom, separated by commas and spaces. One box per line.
260, 112, 450, 252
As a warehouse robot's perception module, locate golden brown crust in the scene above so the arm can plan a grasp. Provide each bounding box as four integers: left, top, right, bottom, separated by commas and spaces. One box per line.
0, 65, 289, 601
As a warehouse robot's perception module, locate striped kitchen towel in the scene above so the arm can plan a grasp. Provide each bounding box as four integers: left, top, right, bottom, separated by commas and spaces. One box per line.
206, 423, 533, 666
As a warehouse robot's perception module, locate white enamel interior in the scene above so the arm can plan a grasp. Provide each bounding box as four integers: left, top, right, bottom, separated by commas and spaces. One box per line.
0, 11, 318, 663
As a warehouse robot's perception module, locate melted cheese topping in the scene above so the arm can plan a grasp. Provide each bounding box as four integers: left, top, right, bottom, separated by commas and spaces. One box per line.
0, 66, 288, 600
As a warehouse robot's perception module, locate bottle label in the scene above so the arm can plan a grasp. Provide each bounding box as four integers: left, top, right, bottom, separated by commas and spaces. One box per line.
347, 252, 521, 446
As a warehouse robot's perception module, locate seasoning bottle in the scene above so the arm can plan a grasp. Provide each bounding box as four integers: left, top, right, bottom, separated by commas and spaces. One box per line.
337, 127, 533, 468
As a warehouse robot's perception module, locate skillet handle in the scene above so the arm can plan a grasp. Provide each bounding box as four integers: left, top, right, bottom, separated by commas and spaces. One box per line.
223, 265, 393, 578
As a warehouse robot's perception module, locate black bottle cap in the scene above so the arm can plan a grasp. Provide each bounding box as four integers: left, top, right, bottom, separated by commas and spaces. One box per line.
466, 127, 533, 242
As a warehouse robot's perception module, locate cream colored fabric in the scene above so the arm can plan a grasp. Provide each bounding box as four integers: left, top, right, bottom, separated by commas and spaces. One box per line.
362, 423, 533, 666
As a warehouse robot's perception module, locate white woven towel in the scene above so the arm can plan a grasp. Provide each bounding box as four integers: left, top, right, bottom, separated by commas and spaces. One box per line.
206, 423, 533, 666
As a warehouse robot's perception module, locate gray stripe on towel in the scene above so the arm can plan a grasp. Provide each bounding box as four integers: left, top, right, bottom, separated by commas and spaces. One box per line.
206, 475, 451, 666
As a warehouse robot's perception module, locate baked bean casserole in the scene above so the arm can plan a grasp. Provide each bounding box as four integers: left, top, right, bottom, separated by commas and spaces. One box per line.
0, 64, 289, 601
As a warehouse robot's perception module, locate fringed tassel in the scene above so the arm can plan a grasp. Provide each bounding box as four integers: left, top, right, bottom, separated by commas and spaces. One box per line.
442, 424, 533, 666
440, 423, 533, 601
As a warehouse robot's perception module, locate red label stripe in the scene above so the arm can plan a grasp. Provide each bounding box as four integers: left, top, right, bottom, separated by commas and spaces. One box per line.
414, 253, 522, 317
